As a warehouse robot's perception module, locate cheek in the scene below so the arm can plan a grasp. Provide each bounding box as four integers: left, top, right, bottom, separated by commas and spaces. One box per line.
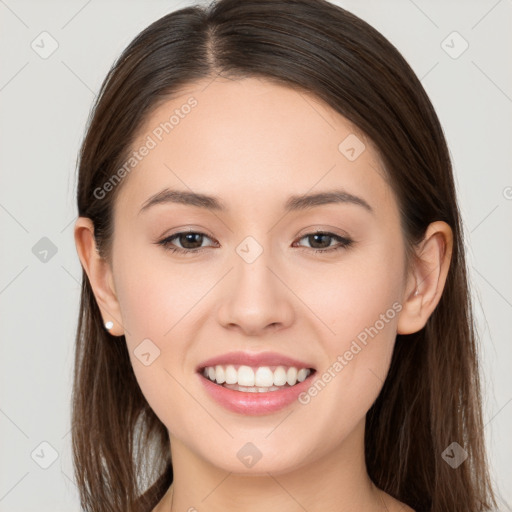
296, 242, 405, 435
110, 247, 193, 414
331, 260, 403, 343
114, 263, 196, 430
113, 234, 203, 337
326, 239, 404, 371
291, 234, 404, 342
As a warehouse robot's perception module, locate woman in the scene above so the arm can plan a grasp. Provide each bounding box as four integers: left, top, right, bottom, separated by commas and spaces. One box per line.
72, 0, 497, 510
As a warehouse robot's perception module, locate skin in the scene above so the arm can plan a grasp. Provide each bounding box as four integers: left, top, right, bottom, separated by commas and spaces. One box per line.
74, 76, 452, 512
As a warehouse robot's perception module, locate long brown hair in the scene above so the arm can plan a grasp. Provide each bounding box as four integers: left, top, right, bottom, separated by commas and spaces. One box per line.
72, 0, 497, 510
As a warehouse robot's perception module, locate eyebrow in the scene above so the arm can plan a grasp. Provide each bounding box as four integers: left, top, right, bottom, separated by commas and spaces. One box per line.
138, 188, 373, 215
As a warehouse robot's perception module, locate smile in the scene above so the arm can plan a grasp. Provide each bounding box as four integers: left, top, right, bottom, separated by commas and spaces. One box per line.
197, 364, 317, 415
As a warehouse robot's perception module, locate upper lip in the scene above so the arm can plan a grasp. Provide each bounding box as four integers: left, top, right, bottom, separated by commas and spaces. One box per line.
196, 351, 315, 372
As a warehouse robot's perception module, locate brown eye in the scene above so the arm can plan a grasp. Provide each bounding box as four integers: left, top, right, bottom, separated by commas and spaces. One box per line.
156, 230, 353, 256
294, 231, 353, 253
156, 231, 216, 254
174, 232, 205, 249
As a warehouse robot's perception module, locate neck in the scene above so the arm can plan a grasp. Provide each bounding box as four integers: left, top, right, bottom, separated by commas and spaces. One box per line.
164, 418, 388, 512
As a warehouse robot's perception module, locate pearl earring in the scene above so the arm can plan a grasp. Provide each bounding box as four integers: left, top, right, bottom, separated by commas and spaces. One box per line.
105, 321, 114, 330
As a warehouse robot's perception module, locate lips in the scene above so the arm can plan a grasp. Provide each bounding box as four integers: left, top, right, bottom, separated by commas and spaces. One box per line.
197, 365, 317, 415
196, 351, 316, 373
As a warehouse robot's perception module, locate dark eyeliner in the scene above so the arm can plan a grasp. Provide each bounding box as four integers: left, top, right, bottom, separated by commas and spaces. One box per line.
156, 230, 353, 255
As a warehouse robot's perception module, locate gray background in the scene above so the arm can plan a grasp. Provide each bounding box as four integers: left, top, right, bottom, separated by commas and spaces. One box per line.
0, 0, 511, 510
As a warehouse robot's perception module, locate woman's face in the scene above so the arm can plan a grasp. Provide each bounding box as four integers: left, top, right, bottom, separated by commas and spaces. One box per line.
109, 77, 409, 474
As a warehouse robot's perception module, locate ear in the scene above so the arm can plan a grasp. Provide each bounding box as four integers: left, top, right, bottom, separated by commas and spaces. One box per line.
74, 217, 124, 336
397, 221, 453, 335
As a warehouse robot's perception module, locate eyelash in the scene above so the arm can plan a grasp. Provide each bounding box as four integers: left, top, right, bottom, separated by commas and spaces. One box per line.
155, 230, 353, 255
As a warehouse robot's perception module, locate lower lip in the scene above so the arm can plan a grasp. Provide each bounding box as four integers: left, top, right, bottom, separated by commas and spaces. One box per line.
197, 371, 316, 415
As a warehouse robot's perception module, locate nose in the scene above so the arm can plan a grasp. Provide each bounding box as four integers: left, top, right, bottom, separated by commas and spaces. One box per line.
216, 247, 295, 336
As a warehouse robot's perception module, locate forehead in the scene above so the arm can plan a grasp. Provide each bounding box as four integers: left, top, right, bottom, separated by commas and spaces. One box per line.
114, 77, 395, 221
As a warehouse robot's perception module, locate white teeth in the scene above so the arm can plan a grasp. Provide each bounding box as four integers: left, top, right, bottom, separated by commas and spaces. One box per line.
238, 365, 255, 386
202, 364, 312, 389
297, 368, 309, 382
286, 367, 298, 386
273, 366, 287, 386
255, 366, 274, 387
215, 365, 225, 384
223, 383, 282, 392
225, 365, 238, 384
